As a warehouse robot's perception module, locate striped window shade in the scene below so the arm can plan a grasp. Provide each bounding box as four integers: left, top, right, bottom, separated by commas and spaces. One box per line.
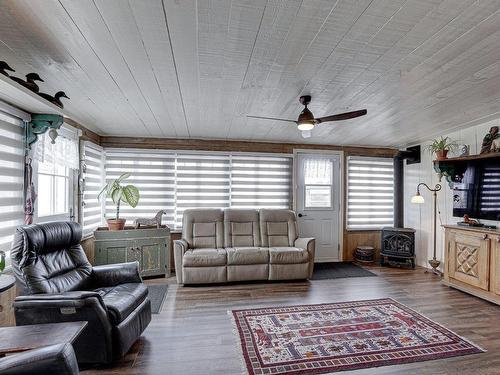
479, 163, 500, 218
347, 156, 394, 230
230, 154, 292, 209
0, 116, 25, 253
81, 141, 105, 237
105, 149, 176, 228
174, 153, 231, 227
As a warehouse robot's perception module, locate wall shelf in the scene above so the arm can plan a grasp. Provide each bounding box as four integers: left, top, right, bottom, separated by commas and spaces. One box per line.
0, 73, 64, 117
433, 153, 500, 187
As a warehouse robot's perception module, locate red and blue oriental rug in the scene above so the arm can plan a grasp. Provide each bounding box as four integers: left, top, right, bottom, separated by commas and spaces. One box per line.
230, 298, 484, 374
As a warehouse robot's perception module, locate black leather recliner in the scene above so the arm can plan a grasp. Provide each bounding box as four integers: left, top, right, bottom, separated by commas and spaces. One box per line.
10, 221, 152, 364
0, 343, 79, 375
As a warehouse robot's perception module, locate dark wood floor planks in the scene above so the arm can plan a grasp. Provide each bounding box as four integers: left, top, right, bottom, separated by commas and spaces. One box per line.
83, 266, 500, 375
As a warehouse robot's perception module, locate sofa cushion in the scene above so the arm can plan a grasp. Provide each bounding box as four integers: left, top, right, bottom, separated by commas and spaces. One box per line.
226, 247, 268, 265
259, 209, 298, 247
224, 209, 260, 247
183, 248, 227, 267
182, 209, 224, 249
94, 283, 148, 325
269, 247, 309, 264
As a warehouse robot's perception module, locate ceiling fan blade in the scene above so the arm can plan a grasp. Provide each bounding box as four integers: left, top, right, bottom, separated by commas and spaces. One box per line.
315, 109, 367, 123
247, 115, 297, 124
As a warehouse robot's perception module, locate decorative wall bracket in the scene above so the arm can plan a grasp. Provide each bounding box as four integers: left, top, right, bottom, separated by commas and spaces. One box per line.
25, 114, 64, 148
433, 160, 467, 188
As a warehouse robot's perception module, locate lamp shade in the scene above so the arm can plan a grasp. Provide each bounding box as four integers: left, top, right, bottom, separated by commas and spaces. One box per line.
411, 194, 425, 204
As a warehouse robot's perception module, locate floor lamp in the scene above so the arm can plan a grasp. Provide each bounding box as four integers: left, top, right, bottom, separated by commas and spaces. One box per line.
411, 183, 442, 275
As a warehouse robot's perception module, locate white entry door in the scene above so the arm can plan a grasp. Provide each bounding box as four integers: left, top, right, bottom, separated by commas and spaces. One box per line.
295, 152, 342, 262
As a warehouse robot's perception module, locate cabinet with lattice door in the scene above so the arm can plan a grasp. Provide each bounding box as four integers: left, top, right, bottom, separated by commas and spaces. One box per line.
443, 226, 500, 304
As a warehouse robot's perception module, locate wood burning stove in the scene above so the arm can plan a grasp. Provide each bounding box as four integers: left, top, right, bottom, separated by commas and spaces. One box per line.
381, 227, 416, 268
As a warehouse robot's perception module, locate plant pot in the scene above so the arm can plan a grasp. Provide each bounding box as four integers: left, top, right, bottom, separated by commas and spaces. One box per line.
436, 149, 449, 160
107, 218, 126, 231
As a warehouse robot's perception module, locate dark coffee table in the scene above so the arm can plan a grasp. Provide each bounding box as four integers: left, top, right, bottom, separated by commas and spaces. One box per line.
0, 321, 87, 355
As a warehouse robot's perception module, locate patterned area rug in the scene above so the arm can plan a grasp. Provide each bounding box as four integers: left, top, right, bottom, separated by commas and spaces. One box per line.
231, 298, 484, 375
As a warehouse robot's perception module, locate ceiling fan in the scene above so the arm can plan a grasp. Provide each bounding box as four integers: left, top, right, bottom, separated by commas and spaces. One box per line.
247, 95, 367, 137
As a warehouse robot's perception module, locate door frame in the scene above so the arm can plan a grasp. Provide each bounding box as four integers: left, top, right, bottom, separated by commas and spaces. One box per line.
292, 149, 344, 261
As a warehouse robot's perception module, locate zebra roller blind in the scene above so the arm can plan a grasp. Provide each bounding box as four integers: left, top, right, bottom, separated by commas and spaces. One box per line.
105, 149, 177, 228
0, 116, 25, 253
81, 141, 105, 237
347, 156, 394, 230
83, 149, 293, 230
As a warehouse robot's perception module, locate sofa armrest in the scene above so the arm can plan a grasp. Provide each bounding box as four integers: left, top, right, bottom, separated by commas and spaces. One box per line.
173, 239, 189, 284
92, 261, 142, 287
0, 343, 79, 375
295, 237, 315, 279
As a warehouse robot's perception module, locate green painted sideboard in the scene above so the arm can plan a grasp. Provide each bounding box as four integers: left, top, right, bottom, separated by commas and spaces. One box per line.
94, 227, 170, 278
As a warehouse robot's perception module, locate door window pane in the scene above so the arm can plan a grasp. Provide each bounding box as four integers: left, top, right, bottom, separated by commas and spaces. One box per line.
304, 159, 332, 185
305, 186, 332, 208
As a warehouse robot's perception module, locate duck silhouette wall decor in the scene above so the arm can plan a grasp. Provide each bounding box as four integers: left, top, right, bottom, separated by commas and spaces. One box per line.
10, 73, 44, 93
38, 91, 70, 109
0, 61, 15, 77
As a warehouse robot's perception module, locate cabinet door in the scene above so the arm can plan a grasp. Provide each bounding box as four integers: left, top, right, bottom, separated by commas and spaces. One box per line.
127, 243, 142, 269
95, 240, 128, 265
449, 232, 490, 290
136, 238, 166, 276
490, 235, 500, 295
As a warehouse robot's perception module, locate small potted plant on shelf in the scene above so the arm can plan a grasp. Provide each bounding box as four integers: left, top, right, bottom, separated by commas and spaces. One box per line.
98, 172, 140, 231
427, 136, 458, 160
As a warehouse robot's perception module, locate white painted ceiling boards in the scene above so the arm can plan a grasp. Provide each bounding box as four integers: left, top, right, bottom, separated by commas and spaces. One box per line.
1, 0, 499, 146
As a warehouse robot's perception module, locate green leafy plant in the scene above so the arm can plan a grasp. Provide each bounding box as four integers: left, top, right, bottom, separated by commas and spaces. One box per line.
98, 172, 140, 220
0, 251, 5, 274
426, 136, 458, 153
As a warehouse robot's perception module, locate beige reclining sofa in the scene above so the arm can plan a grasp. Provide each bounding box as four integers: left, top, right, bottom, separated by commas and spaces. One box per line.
174, 208, 315, 285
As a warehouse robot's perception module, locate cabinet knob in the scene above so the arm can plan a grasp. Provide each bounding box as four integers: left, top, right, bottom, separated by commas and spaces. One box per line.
483, 234, 488, 240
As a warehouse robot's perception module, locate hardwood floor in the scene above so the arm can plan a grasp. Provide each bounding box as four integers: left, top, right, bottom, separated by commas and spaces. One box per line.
83, 266, 500, 375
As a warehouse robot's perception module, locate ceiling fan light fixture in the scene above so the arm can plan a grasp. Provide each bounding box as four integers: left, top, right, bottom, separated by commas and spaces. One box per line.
297, 122, 314, 131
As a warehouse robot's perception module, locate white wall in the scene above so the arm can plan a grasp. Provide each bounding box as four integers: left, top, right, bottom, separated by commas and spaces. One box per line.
404, 119, 500, 269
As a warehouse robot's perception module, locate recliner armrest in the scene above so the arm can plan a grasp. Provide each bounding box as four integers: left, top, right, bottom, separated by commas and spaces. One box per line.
92, 261, 142, 287
294, 237, 315, 279
0, 343, 79, 375
14, 291, 106, 311
173, 239, 189, 284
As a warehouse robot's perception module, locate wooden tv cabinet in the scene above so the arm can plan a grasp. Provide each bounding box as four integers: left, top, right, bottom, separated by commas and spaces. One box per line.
443, 225, 500, 304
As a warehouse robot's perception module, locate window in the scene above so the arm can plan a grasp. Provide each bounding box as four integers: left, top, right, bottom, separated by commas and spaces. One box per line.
347, 156, 394, 230
37, 161, 70, 217
303, 158, 333, 208
82, 149, 293, 230
34, 126, 79, 222
105, 149, 176, 228
0, 114, 25, 255
81, 141, 105, 237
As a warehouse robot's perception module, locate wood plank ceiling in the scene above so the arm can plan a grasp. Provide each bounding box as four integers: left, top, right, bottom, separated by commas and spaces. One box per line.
0, 0, 499, 147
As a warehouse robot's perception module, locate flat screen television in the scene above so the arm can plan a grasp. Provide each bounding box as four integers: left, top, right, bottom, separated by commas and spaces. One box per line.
452, 159, 500, 221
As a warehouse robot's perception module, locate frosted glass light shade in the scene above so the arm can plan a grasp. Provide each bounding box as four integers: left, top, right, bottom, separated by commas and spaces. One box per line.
297, 122, 314, 131
411, 194, 425, 204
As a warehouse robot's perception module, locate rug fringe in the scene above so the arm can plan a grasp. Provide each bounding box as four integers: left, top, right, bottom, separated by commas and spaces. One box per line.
228, 310, 249, 375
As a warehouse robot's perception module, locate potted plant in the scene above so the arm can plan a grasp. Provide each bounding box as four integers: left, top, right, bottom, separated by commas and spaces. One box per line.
98, 172, 140, 231
427, 136, 458, 160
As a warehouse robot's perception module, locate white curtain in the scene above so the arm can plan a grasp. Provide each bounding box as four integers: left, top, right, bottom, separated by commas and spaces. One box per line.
304, 158, 332, 185
34, 129, 79, 170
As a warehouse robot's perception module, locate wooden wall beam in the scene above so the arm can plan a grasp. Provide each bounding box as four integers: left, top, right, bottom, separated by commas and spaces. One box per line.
99, 136, 398, 157
65, 117, 101, 144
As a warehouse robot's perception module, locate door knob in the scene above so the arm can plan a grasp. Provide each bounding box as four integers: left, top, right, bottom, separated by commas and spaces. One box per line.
298, 213, 307, 218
